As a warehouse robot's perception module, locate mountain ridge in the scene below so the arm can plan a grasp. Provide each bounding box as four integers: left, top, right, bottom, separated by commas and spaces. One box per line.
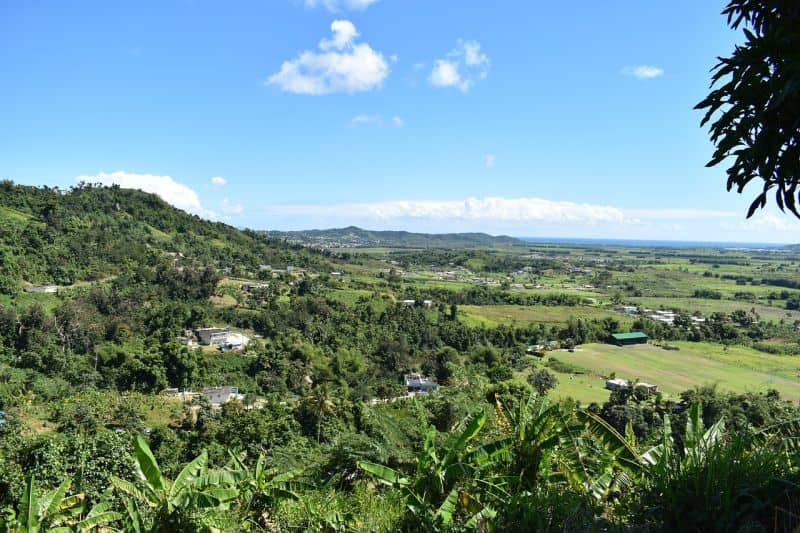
263, 225, 525, 248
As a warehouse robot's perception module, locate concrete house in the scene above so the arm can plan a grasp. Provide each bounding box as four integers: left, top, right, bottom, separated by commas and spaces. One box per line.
202, 386, 244, 406
404, 373, 439, 394
197, 327, 230, 346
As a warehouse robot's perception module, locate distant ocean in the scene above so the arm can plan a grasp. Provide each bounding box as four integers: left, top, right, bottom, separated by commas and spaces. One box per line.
519, 237, 789, 249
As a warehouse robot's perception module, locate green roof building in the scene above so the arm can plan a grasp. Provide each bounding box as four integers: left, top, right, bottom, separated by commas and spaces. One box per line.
610, 332, 648, 346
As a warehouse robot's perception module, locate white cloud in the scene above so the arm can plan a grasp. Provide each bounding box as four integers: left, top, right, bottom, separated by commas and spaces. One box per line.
626, 208, 737, 219
484, 154, 496, 168
390, 54, 398, 63
267, 196, 629, 225
621, 65, 664, 80
349, 113, 403, 127
267, 20, 389, 95
210, 176, 227, 187
429, 39, 489, 91
350, 113, 382, 126
220, 197, 244, 216
720, 212, 798, 233
75, 171, 216, 219
304, 0, 379, 12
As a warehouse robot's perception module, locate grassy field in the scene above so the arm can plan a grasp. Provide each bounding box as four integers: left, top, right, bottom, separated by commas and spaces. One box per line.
546, 342, 800, 403
460, 304, 634, 327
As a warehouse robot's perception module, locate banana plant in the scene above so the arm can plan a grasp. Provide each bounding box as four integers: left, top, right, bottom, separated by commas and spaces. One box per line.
0, 476, 120, 532
359, 407, 507, 528
111, 435, 239, 532
226, 451, 303, 529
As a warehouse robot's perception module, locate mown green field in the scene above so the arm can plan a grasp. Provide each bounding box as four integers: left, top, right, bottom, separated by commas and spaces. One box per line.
547, 342, 800, 403
460, 304, 634, 327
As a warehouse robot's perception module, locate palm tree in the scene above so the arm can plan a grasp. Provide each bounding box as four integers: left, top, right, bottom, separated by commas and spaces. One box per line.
303, 383, 335, 443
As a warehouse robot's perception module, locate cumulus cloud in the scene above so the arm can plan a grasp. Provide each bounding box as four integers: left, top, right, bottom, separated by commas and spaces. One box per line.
210, 176, 227, 186
484, 154, 496, 168
266, 196, 629, 225
220, 197, 244, 216
429, 39, 489, 91
391, 115, 404, 127
267, 20, 389, 95
304, 0, 379, 12
76, 171, 216, 219
621, 65, 664, 79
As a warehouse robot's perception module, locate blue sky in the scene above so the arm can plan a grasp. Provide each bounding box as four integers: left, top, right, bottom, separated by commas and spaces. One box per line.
2, 0, 798, 242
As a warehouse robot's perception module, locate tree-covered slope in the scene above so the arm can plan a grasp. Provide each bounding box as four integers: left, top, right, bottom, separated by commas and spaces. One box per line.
0, 181, 328, 292
264, 225, 524, 248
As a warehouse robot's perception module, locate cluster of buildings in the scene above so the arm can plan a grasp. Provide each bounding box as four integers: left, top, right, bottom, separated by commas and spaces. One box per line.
618, 306, 706, 326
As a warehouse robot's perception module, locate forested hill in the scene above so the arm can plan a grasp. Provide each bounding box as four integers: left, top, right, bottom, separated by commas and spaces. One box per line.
0, 181, 328, 292
264, 225, 524, 248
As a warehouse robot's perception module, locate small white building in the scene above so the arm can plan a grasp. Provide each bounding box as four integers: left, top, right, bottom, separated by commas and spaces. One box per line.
220, 332, 250, 352
202, 386, 244, 406
605, 378, 630, 391
241, 283, 269, 293
404, 373, 439, 394
401, 299, 416, 306
422, 299, 433, 308
26, 285, 58, 294
621, 305, 639, 315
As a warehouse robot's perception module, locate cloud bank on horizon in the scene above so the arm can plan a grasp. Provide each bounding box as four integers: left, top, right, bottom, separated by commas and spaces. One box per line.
70, 171, 799, 242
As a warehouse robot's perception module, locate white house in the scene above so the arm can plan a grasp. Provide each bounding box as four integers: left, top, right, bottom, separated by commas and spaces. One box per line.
404, 373, 438, 394
197, 327, 229, 346
605, 378, 630, 391
202, 386, 244, 406
401, 299, 416, 306
220, 332, 250, 352
26, 285, 58, 294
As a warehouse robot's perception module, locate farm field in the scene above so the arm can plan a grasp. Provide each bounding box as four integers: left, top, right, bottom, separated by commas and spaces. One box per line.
459, 304, 634, 327
549, 342, 800, 403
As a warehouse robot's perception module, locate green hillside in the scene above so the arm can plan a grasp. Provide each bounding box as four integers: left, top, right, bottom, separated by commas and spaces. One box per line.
0, 181, 329, 292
